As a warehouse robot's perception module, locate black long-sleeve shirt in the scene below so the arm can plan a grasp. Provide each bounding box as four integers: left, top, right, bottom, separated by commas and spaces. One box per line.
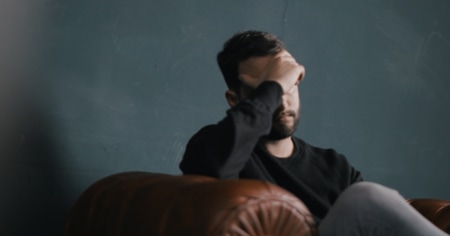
180, 81, 362, 222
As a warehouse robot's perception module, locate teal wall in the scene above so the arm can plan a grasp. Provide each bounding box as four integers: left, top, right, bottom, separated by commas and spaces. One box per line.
1, 0, 450, 235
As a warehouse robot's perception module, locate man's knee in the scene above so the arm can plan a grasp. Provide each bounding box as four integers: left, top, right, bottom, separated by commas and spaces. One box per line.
322, 182, 448, 236
319, 182, 402, 234
336, 182, 402, 211
347, 182, 398, 197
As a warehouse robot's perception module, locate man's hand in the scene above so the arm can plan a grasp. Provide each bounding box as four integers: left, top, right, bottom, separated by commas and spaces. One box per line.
238, 50, 305, 94
263, 50, 305, 93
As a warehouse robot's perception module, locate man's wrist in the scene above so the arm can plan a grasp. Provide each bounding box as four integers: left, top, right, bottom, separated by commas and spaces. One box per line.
251, 81, 283, 109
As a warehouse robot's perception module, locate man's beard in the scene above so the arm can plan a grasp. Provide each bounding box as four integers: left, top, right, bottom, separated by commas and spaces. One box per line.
266, 107, 300, 140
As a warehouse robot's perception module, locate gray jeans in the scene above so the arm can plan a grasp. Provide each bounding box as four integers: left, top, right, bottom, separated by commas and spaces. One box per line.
318, 182, 447, 236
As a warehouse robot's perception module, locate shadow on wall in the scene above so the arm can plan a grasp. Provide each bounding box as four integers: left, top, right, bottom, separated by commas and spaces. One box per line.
0, 72, 71, 236
0, 0, 71, 235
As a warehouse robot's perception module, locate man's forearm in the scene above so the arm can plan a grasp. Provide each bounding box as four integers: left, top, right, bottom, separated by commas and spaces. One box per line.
180, 81, 283, 179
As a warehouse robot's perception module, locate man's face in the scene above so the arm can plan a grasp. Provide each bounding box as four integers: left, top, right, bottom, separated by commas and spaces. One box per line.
237, 51, 301, 140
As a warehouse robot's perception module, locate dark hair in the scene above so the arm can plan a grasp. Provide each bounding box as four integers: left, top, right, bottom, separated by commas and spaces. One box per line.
217, 30, 285, 92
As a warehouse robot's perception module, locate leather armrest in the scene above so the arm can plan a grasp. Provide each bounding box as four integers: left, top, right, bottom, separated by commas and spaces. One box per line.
408, 198, 450, 234
64, 172, 317, 236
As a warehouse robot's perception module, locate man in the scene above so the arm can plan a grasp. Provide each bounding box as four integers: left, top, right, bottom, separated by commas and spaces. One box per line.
180, 30, 446, 235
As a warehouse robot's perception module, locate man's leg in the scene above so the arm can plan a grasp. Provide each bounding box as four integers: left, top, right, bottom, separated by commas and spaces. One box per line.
318, 182, 447, 236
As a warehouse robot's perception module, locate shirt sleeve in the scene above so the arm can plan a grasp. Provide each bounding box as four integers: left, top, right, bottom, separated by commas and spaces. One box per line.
179, 81, 283, 179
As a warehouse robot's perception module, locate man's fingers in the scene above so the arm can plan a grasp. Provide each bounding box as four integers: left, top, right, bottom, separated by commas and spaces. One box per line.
273, 50, 297, 62
275, 50, 293, 58
239, 74, 259, 89
239, 50, 304, 94
272, 54, 296, 64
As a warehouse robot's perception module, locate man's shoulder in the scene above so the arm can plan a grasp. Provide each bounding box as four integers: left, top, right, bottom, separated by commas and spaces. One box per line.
197, 124, 216, 130
187, 124, 216, 140
194, 124, 217, 134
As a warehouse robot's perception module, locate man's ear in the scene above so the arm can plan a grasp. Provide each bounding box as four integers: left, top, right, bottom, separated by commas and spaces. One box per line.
225, 90, 239, 107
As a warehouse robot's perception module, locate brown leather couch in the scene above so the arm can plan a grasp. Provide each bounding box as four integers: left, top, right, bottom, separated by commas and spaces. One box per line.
64, 172, 450, 236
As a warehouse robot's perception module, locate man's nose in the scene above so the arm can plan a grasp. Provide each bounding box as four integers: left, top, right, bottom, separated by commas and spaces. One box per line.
281, 94, 289, 110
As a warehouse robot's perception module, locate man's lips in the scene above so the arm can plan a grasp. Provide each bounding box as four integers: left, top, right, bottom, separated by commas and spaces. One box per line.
275, 111, 295, 120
